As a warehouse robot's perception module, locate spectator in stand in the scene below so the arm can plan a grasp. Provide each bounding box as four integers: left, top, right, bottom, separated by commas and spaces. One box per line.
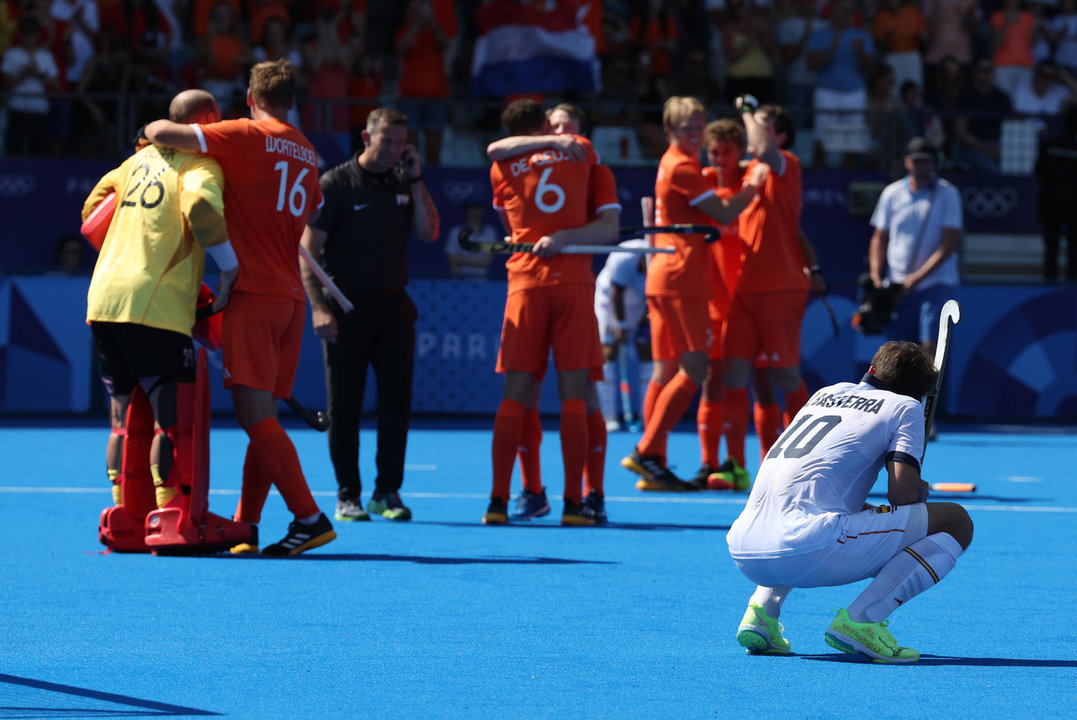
921, 0, 982, 103
107, 0, 175, 119
1044, 0, 1077, 75
250, 16, 301, 127
197, 1, 250, 117
990, 0, 1039, 98
899, 79, 939, 143
872, 0, 926, 97
865, 62, 906, 174
925, 54, 965, 163
673, 49, 722, 107
348, 52, 381, 152
191, 0, 238, 38
248, 0, 290, 48
50, 233, 87, 275
394, 0, 456, 166
631, 0, 679, 103
1011, 59, 1077, 134
806, 0, 877, 168
721, 0, 777, 104
1035, 103, 1077, 281
50, 0, 99, 154
302, 5, 354, 134
777, 0, 824, 132
953, 57, 1013, 172
1, 15, 59, 157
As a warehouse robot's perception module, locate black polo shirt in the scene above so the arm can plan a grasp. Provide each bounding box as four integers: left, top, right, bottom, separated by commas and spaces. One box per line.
310, 154, 415, 297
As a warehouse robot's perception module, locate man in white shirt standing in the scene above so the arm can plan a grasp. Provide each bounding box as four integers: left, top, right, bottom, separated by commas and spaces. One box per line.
727, 340, 974, 663
868, 137, 962, 353
1, 16, 60, 157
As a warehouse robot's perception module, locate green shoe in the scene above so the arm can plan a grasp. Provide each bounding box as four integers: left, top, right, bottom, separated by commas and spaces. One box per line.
824, 608, 919, 664
736, 603, 791, 655
708, 457, 751, 491
367, 492, 412, 521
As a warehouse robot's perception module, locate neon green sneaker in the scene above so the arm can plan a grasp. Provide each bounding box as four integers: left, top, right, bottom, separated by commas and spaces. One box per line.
824, 608, 919, 664
736, 603, 791, 655
708, 457, 751, 491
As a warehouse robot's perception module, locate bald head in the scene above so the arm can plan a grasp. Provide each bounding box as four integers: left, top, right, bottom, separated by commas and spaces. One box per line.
168, 90, 221, 125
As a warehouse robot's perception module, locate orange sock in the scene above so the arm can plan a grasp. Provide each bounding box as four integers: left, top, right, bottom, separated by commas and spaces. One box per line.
641, 380, 667, 460
638, 373, 699, 458
724, 387, 750, 468
697, 400, 723, 468
492, 399, 524, 501
235, 439, 271, 524
783, 382, 809, 427
518, 408, 543, 493
559, 399, 588, 504
584, 409, 606, 497
238, 418, 320, 522
754, 402, 782, 462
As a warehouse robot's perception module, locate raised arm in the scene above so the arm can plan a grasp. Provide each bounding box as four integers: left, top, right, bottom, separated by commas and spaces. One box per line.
144, 120, 204, 153
695, 163, 766, 225
486, 134, 587, 162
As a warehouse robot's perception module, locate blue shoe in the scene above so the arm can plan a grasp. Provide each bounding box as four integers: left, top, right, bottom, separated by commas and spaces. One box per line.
510, 488, 550, 520
581, 490, 608, 525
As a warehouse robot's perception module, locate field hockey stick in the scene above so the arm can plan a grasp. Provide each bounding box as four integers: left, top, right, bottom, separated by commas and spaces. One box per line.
456, 226, 674, 255
298, 244, 354, 313
820, 296, 840, 338
283, 396, 330, 432
618, 224, 722, 243
922, 300, 973, 493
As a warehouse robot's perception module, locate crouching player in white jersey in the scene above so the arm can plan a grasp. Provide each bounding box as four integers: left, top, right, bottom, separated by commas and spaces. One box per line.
594, 238, 652, 432
726, 341, 973, 663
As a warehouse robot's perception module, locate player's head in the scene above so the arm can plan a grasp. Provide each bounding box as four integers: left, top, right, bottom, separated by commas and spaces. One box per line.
361, 107, 409, 169
754, 103, 796, 150
869, 341, 938, 400
903, 136, 938, 184
663, 96, 706, 153
547, 103, 585, 136
501, 99, 547, 136
247, 59, 297, 114
168, 89, 221, 125
704, 118, 746, 171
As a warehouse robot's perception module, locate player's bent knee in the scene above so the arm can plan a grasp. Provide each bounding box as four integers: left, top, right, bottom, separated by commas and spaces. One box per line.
927, 501, 974, 550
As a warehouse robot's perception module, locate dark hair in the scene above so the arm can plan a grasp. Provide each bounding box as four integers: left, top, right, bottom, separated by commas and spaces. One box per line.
758, 103, 796, 150
366, 107, 407, 133
870, 341, 938, 399
501, 99, 547, 136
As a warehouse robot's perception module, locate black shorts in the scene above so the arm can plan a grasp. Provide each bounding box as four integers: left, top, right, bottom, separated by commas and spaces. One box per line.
91, 322, 195, 397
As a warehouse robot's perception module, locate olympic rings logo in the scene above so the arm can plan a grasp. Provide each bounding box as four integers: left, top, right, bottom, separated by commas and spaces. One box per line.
0, 174, 35, 198
961, 186, 1018, 219
441, 180, 486, 204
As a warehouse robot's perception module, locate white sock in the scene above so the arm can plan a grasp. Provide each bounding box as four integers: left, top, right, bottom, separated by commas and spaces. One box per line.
847, 532, 964, 622
749, 585, 792, 618
298, 512, 323, 525
598, 361, 618, 420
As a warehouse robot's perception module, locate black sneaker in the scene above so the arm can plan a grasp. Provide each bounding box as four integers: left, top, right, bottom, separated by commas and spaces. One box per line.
368, 491, 412, 521
510, 488, 551, 520
581, 490, 608, 525
561, 498, 598, 526
483, 497, 509, 525
262, 513, 336, 556
621, 449, 696, 492
689, 464, 717, 490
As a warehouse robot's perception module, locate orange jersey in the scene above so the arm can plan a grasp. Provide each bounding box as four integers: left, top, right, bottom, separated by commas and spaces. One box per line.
702, 165, 747, 316
735, 150, 808, 294
648, 144, 718, 300
194, 117, 324, 301
589, 163, 621, 221
491, 137, 600, 291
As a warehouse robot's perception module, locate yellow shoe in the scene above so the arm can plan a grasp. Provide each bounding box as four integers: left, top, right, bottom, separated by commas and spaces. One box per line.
737, 603, 792, 655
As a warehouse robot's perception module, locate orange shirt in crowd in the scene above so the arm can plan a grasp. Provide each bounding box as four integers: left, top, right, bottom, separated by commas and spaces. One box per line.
394, 0, 457, 99
872, 4, 926, 53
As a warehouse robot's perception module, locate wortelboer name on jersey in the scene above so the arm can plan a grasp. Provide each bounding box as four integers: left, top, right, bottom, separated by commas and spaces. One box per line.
509, 150, 572, 177
265, 136, 317, 166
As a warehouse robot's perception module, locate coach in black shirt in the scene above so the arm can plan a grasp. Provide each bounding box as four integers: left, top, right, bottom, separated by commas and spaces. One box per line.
300, 107, 440, 522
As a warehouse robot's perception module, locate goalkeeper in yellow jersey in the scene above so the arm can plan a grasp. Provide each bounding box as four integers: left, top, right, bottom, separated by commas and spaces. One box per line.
83, 89, 238, 510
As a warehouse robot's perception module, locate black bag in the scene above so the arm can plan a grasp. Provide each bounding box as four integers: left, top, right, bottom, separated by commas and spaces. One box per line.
851, 273, 902, 335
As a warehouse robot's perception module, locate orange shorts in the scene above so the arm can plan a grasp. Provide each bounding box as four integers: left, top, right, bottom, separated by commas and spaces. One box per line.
497, 284, 603, 374
222, 291, 305, 398
722, 290, 807, 368
648, 294, 711, 361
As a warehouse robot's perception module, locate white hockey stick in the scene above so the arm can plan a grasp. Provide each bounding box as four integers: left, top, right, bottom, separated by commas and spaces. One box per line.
923, 299, 961, 460
298, 244, 354, 313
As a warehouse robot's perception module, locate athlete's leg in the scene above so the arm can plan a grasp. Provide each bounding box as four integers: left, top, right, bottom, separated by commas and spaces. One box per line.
324, 309, 370, 504
637, 350, 704, 457
492, 371, 533, 502
517, 376, 544, 494
772, 365, 809, 428
584, 381, 607, 498
369, 294, 417, 495
106, 393, 130, 505
722, 356, 753, 467
750, 366, 782, 460
556, 368, 590, 504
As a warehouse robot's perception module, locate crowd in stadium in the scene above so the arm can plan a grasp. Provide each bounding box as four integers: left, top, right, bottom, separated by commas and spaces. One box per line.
4, 0, 1077, 173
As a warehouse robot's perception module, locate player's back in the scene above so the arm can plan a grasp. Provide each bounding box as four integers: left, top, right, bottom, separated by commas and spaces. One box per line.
728, 378, 925, 558
736, 149, 807, 294
87, 146, 225, 334
491, 138, 597, 290
195, 116, 323, 301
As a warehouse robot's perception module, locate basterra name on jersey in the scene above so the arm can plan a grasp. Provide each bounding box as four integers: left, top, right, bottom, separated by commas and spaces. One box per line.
806, 390, 885, 415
